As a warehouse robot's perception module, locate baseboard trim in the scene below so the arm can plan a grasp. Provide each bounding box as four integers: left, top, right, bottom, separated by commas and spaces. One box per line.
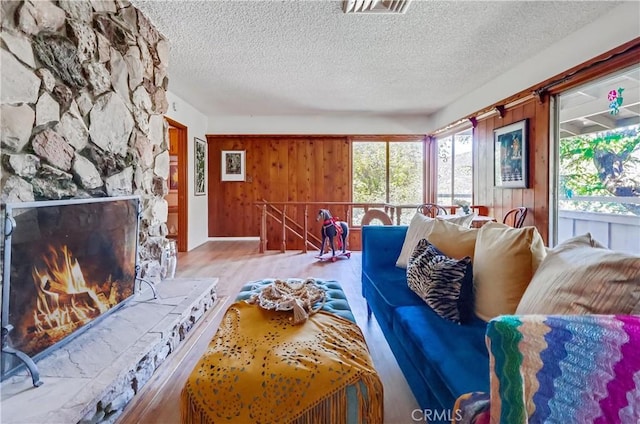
208, 237, 260, 241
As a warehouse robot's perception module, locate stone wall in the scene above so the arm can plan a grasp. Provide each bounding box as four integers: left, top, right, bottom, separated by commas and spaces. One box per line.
0, 0, 172, 280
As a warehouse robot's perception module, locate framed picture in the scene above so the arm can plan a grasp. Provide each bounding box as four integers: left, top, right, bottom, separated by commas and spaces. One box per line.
494, 119, 528, 188
221, 150, 246, 182
169, 158, 178, 191
194, 137, 207, 195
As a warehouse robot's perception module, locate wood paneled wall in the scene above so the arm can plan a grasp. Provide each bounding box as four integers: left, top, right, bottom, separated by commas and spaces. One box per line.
207, 136, 352, 250
473, 99, 550, 244
208, 121, 553, 251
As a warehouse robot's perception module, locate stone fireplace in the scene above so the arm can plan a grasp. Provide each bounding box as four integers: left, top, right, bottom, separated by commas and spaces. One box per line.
1, 0, 172, 281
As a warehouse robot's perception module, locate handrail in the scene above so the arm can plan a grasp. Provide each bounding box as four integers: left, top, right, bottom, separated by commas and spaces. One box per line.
561, 195, 640, 205
260, 207, 321, 253
258, 200, 323, 253
255, 200, 490, 252
386, 205, 489, 225
256, 200, 390, 253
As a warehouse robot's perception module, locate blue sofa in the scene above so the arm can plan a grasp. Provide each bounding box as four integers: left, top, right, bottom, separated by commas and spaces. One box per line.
361, 225, 489, 419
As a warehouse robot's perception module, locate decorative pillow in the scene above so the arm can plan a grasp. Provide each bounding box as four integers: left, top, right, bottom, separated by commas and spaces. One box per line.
396, 212, 475, 268
516, 233, 640, 315
426, 218, 479, 261
407, 239, 474, 323
473, 222, 546, 321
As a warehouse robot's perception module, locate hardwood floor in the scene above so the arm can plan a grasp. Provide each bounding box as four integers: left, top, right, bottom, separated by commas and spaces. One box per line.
117, 240, 419, 424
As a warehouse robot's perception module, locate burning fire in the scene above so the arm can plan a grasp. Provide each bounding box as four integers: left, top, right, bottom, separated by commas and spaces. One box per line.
31, 245, 115, 333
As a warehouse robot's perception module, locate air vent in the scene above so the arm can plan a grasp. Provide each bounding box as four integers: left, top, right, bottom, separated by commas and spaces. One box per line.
343, 0, 412, 14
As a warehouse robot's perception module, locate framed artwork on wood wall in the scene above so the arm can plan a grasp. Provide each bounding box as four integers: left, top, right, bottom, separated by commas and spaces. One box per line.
221, 150, 246, 182
494, 119, 528, 188
194, 137, 207, 195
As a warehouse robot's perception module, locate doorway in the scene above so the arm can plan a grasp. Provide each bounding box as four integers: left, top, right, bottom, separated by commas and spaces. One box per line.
165, 117, 188, 252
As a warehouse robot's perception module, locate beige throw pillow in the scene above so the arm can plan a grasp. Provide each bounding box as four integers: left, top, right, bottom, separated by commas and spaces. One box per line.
396, 213, 435, 268
473, 222, 546, 321
427, 218, 478, 261
516, 233, 640, 315
395, 213, 475, 268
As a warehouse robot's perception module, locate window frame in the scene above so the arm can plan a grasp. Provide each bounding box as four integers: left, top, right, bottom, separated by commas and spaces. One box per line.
434, 127, 474, 207
350, 136, 427, 225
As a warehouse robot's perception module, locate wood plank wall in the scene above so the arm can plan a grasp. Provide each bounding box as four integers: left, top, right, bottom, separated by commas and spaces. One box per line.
207, 136, 353, 250
208, 116, 553, 251
473, 98, 550, 244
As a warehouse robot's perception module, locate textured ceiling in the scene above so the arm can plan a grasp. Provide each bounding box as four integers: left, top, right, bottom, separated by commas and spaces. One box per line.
131, 0, 623, 121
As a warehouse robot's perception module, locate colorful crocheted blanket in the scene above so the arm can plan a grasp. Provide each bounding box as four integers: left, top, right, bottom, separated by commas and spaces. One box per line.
182, 301, 383, 424
487, 314, 640, 423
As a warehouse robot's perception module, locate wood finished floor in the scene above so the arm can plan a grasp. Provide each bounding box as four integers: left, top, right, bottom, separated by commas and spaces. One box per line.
117, 240, 419, 424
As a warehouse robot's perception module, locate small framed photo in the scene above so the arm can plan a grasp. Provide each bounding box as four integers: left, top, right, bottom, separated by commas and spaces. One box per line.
194, 137, 207, 195
221, 150, 245, 182
494, 119, 528, 188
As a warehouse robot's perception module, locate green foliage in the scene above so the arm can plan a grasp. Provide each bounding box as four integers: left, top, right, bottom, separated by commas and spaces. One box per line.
352, 141, 423, 205
559, 125, 640, 197
389, 143, 423, 204
352, 142, 386, 202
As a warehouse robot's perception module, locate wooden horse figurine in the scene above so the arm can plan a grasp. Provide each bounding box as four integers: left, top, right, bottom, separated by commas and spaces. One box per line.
317, 209, 349, 257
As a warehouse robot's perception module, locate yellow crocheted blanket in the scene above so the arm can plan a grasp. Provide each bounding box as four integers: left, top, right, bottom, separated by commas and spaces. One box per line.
181, 301, 383, 424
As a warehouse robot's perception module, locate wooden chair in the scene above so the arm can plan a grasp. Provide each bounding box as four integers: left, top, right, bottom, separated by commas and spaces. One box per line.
417, 203, 448, 218
503, 207, 527, 228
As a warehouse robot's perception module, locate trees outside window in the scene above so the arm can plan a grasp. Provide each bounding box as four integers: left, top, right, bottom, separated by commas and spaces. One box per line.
437, 128, 473, 207
352, 140, 424, 225
559, 125, 640, 215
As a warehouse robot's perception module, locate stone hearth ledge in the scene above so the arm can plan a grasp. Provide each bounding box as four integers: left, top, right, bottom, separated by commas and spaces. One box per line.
0, 277, 218, 424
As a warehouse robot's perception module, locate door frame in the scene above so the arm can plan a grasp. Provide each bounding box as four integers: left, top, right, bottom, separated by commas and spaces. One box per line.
165, 117, 188, 252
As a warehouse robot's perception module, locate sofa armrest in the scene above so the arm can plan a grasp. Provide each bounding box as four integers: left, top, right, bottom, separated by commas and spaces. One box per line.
361, 225, 407, 272
487, 314, 640, 424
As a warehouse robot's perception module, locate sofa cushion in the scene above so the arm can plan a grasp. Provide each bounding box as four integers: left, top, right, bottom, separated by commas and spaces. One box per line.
427, 218, 479, 261
392, 305, 489, 402
473, 222, 546, 321
407, 239, 474, 323
362, 266, 424, 325
396, 212, 475, 268
516, 233, 640, 315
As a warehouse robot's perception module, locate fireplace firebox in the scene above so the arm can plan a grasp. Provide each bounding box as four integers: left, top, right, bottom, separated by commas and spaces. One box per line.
1, 196, 141, 384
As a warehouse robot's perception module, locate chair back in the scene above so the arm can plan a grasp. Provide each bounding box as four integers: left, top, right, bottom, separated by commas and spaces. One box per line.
417, 203, 448, 218
503, 207, 527, 228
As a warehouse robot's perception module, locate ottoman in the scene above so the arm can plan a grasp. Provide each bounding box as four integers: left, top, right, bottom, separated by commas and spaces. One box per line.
182, 278, 383, 424
235, 279, 357, 322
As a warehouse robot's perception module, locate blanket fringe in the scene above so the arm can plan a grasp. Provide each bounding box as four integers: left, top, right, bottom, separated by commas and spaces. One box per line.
182, 385, 215, 424
182, 379, 383, 424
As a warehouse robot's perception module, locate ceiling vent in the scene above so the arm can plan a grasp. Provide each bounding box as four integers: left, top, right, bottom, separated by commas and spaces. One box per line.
343, 0, 412, 14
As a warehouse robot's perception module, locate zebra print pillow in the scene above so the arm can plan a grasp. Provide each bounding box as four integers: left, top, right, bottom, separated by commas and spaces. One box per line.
407, 239, 473, 323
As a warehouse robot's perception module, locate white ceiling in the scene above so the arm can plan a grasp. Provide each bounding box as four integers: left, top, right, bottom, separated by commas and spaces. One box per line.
131, 0, 634, 131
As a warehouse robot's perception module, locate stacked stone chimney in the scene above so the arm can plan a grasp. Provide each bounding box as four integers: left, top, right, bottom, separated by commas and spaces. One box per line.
1, 0, 172, 279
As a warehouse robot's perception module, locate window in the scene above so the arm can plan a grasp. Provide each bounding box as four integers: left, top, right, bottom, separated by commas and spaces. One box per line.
352, 139, 424, 225
436, 128, 473, 206
552, 65, 640, 254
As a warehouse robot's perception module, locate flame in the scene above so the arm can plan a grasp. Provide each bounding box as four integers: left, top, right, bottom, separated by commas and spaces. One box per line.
31, 245, 112, 332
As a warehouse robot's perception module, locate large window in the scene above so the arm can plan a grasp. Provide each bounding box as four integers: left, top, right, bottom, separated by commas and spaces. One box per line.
553, 65, 639, 254
436, 128, 473, 206
352, 139, 424, 225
